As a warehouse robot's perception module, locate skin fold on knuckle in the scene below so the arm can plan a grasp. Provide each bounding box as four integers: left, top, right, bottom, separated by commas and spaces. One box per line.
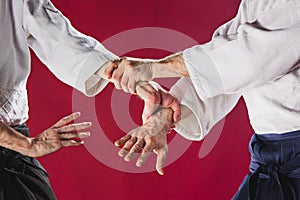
143, 147, 151, 154
132, 143, 141, 152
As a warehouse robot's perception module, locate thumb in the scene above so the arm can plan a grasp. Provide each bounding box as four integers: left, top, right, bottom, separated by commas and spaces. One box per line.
160, 91, 181, 122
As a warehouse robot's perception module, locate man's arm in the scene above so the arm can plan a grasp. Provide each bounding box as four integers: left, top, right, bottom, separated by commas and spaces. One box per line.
0, 112, 91, 157
104, 54, 188, 94
151, 52, 189, 78
23, 0, 118, 96
107, 2, 300, 100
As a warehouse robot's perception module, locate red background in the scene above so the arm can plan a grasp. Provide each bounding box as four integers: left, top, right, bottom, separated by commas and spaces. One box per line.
27, 0, 254, 199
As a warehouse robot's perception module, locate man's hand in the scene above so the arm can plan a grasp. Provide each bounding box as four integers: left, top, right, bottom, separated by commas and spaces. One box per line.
104, 58, 153, 94
103, 53, 188, 94
28, 112, 91, 157
136, 82, 181, 123
114, 108, 173, 175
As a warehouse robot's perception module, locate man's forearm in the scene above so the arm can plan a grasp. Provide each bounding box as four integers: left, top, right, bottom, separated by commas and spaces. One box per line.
151, 52, 189, 78
0, 122, 32, 156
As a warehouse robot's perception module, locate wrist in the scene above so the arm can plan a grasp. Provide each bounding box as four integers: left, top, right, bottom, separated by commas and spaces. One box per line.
161, 108, 174, 132
150, 53, 188, 78
0, 122, 34, 157
13, 136, 34, 157
23, 137, 34, 157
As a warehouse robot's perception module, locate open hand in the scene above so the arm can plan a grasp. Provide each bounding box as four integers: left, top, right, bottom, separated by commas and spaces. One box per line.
114, 108, 173, 175
28, 112, 91, 157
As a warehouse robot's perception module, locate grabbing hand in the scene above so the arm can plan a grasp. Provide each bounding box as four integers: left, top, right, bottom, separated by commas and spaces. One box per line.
104, 57, 153, 94
28, 112, 91, 157
114, 108, 173, 175
136, 82, 181, 123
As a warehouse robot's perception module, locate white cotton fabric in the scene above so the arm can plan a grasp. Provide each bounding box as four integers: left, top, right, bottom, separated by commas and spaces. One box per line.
171, 0, 300, 140
0, 0, 117, 125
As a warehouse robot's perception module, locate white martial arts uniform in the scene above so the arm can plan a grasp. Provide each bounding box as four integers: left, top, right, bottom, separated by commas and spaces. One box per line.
0, 0, 117, 126
0, 0, 117, 199
171, 0, 300, 140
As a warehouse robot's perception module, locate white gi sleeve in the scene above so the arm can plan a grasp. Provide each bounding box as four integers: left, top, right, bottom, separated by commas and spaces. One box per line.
22, 0, 118, 96
183, 1, 300, 100
168, 0, 247, 140
170, 78, 241, 141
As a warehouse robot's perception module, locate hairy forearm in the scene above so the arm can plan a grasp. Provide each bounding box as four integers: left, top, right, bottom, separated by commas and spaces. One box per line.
151, 52, 189, 78
0, 122, 32, 156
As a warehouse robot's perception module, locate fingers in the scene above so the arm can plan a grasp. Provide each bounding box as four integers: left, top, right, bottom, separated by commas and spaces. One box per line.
57, 122, 92, 133
61, 140, 84, 147
117, 137, 154, 166
138, 84, 182, 123
115, 134, 167, 175
155, 147, 168, 175
59, 132, 90, 139
136, 83, 161, 104
110, 59, 129, 89
103, 61, 119, 79
114, 134, 131, 147
120, 75, 130, 93
136, 142, 154, 167
118, 137, 138, 157
160, 90, 181, 123
169, 100, 181, 122
52, 112, 81, 128
127, 76, 137, 94
123, 138, 145, 161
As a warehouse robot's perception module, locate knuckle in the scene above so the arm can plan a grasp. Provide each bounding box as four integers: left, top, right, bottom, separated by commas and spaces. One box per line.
104, 68, 110, 75
121, 79, 127, 89
133, 144, 141, 151
147, 92, 160, 104
143, 148, 151, 153
125, 63, 133, 70
49, 129, 57, 135
68, 124, 76, 130
63, 116, 72, 121
122, 145, 131, 151
111, 73, 121, 81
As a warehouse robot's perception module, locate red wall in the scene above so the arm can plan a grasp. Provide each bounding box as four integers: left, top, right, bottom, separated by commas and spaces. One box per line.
27, 0, 254, 199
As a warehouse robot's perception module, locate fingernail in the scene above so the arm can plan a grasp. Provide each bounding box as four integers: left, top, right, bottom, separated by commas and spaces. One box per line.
85, 122, 92, 126
159, 170, 164, 176
79, 132, 90, 138
118, 150, 126, 157
74, 112, 81, 116
136, 161, 142, 167
114, 141, 120, 146
124, 156, 131, 162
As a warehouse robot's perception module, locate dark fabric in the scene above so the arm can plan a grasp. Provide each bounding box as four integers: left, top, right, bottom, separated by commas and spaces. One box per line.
233, 130, 300, 200
0, 124, 56, 200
